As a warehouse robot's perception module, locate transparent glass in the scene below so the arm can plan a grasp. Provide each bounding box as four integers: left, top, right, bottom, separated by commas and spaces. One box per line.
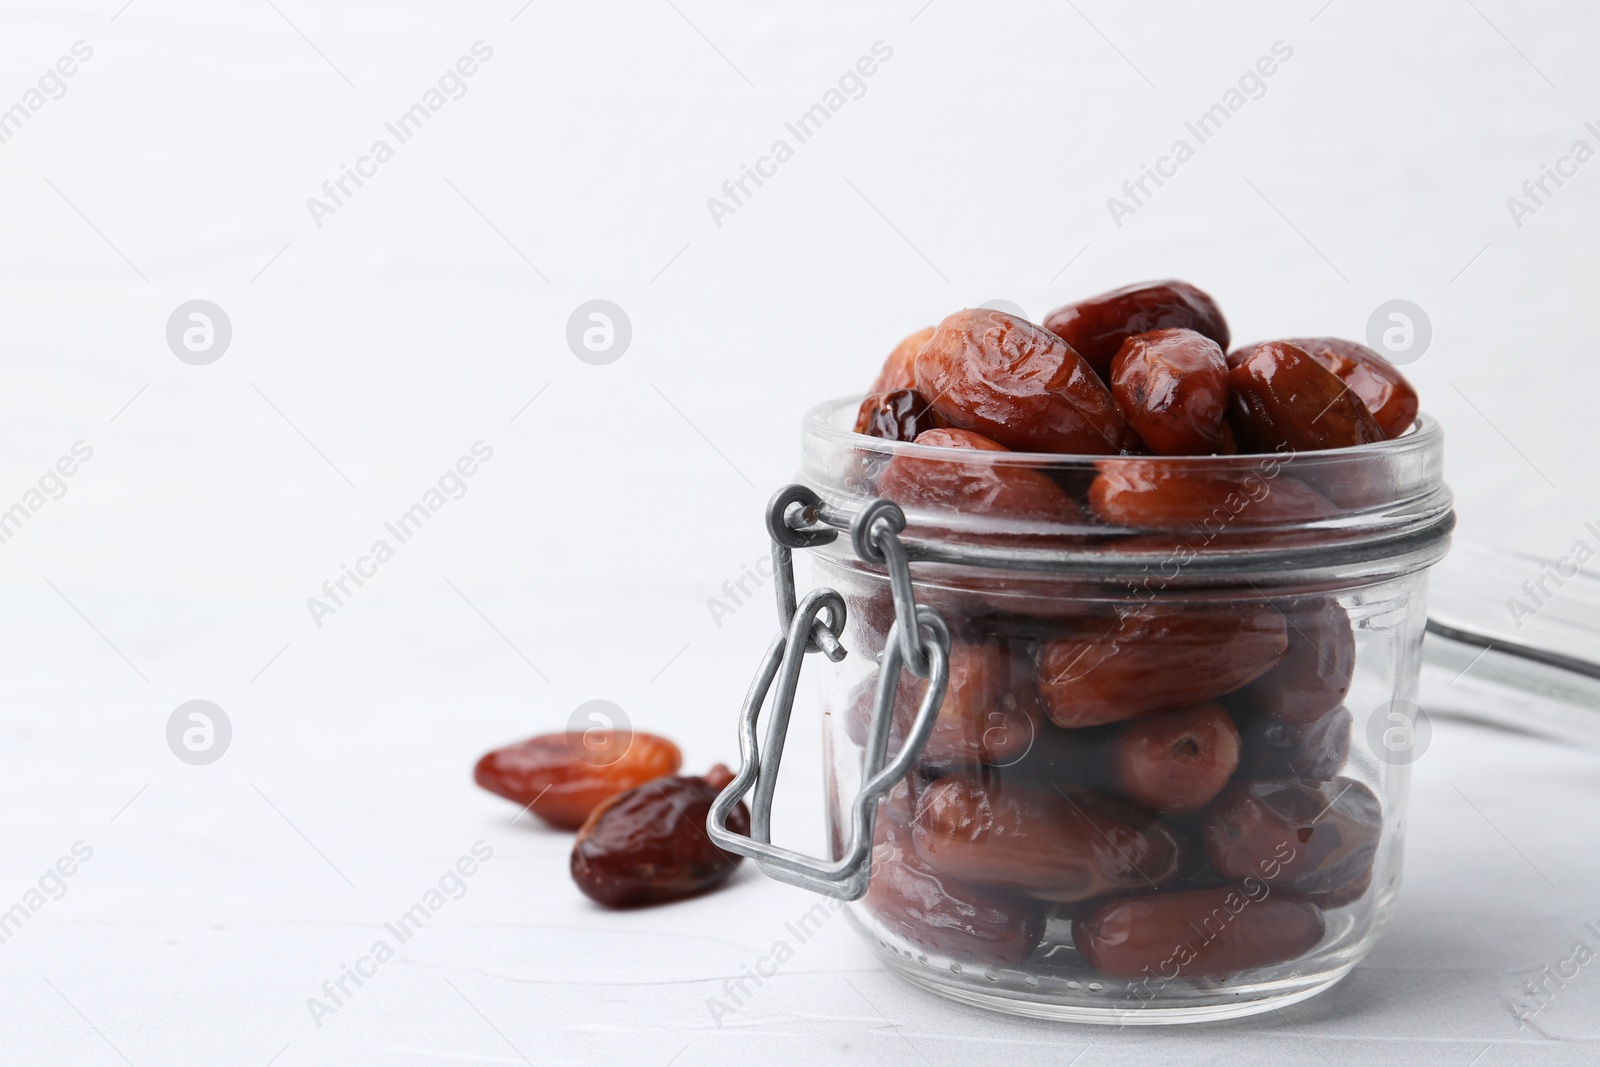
804, 397, 1453, 1024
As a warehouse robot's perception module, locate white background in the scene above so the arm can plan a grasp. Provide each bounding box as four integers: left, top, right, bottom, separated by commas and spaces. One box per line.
0, 1, 1597, 1064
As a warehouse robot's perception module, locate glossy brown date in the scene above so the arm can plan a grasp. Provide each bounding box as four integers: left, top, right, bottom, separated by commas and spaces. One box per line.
570, 766, 748, 907
876, 428, 1082, 525
1111, 702, 1240, 814
1270, 337, 1417, 440
1236, 704, 1352, 781
1203, 777, 1381, 900
870, 326, 936, 394
474, 731, 682, 830
910, 776, 1181, 903
1074, 885, 1325, 981
844, 636, 1043, 768
913, 309, 1129, 454
1234, 597, 1354, 723
863, 808, 1046, 968
1033, 603, 1287, 728
854, 388, 945, 442
1228, 341, 1385, 452
1088, 460, 1334, 531
1042, 280, 1230, 378
1108, 328, 1230, 455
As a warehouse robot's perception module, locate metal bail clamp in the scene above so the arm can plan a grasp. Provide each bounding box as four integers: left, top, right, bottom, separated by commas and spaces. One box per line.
706, 485, 950, 901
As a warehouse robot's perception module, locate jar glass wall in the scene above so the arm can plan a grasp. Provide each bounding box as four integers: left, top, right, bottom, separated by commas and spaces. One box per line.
803, 397, 1452, 1023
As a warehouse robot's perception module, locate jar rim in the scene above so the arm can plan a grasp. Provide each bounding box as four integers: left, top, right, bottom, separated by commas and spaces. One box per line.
799, 395, 1454, 588
804, 395, 1443, 468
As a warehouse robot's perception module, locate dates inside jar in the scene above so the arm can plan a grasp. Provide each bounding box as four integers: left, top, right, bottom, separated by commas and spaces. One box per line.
910, 775, 1182, 903
1042, 280, 1230, 379
1202, 776, 1381, 903
913, 309, 1130, 455
855, 388, 945, 442
1033, 602, 1287, 728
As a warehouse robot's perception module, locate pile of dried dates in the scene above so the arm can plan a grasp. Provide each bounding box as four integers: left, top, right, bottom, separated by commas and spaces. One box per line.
846, 280, 1412, 982
475, 731, 749, 908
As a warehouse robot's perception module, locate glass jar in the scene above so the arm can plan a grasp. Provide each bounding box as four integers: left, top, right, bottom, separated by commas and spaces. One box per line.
710, 396, 1453, 1025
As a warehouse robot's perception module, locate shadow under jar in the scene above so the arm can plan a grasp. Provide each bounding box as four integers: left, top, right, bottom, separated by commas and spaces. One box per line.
713, 396, 1452, 1024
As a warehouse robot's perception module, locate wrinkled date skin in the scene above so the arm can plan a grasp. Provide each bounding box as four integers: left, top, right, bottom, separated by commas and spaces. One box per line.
1203, 777, 1381, 901
1088, 460, 1334, 530
870, 326, 936, 394
1033, 603, 1287, 728
1074, 885, 1325, 980
1235, 597, 1354, 723
863, 810, 1046, 969
1237, 704, 1352, 781
570, 766, 748, 907
910, 776, 1181, 903
1261, 337, 1418, 440
854, 388, 945, 442
1109, 328, 1230, 455
876, 428, 1082, 525
913, 309, 1129, 454
1042, 280, 1231, 379
475, 731, 682, 830
1111, 702, 1241, 814
1228, 341, 1385, 452
845, 637, 1043, 768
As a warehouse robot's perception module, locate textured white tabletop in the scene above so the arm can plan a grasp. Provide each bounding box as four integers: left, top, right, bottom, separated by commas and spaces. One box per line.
1, 1, 1598, 1063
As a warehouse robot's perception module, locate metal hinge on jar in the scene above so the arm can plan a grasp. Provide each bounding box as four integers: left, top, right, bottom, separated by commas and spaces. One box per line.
705, 485, 950, 901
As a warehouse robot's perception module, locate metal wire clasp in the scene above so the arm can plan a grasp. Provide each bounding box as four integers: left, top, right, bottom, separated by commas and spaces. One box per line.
706, 486, 951, 900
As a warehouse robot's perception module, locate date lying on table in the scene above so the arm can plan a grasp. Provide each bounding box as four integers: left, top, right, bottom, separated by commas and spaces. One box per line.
473, 731, 748, 909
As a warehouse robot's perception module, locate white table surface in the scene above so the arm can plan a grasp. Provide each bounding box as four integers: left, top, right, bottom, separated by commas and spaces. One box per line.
2, 1, 1598, 1063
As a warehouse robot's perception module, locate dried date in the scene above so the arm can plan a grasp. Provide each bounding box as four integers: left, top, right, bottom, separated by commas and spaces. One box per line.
475, 730, 682, 830
1228, 341, 1385, 452
876, 428, 1082, 525
863, 808, 1046, 968
1111, 702, 1240, 814
570, 766, 749, 907
1108, 328, 1230, 455
1074, 885, 1324, 980
870, 326, 936, 394
854, 388, 945, 442
1033, 603, 1287, 728
1256, 337, 1418, 440
1042, 281, 1230, 378
1202, 777, 1381, 900
910, 775, 1181, 903
913, 309, 1129, 454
